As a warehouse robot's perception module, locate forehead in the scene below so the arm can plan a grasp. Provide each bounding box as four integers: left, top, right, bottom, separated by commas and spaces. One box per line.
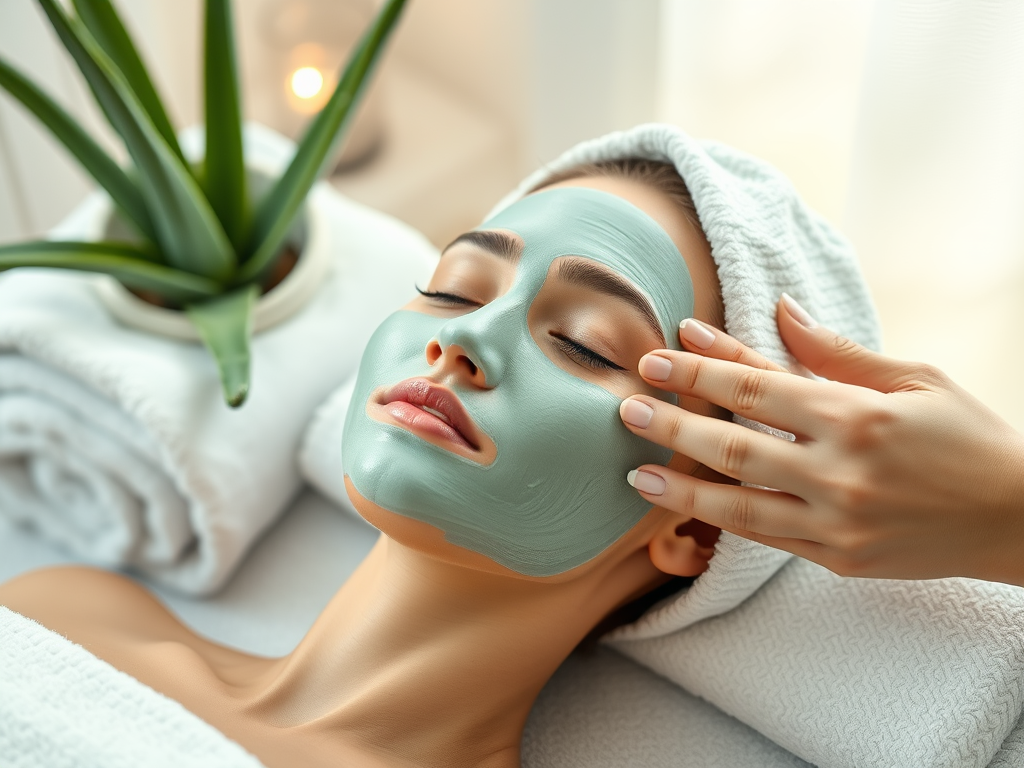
479, 187, 695, 345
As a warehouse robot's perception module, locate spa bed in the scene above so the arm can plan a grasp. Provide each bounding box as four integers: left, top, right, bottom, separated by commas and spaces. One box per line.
0, 486, 811, 768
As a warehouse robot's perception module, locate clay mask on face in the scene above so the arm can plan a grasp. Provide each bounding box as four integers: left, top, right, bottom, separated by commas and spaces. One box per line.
343, 187, 695, 576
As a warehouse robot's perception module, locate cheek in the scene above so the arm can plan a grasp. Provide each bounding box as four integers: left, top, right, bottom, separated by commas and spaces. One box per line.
358, 311, 436, 373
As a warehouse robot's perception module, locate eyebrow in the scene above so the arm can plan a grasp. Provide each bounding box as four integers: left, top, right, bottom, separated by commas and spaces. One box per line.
557, 258, 664, 341
442, 230, 523, 262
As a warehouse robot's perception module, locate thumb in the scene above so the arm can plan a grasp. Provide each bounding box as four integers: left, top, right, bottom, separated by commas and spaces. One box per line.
777, 293, 921, 393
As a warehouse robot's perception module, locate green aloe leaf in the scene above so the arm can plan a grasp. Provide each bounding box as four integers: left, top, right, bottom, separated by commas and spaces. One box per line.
203, 0, 247, 251
0, 241, 222, 303
238, 0, 407, 284
186, 284, 258, 408
0, 55, 156, 243
37, 0, 236, 281
72, 0, 185, 165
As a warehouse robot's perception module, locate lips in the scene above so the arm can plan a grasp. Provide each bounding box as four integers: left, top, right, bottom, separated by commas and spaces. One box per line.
378, 378, 481, 453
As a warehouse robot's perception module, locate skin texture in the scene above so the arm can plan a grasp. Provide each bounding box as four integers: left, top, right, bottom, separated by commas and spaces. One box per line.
0, 174, 725, 768
621, 295, 1024, 586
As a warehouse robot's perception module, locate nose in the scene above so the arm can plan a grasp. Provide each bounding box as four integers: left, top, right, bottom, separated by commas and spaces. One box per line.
425, 341, 489, 389
429, 300, 516, 387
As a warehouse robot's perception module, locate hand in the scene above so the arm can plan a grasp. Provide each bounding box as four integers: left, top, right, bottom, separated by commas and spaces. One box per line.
619, 294, 1024, 586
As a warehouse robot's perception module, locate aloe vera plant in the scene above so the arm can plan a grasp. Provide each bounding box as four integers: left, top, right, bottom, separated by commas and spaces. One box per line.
0, 0, 407, 406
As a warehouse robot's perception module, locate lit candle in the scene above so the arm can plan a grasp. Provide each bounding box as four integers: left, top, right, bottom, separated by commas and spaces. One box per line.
242, 0, 386, 170
290, 66, 324, 100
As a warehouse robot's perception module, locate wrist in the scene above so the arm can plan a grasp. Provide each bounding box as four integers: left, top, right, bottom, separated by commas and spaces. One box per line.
984, 435, 1024, 588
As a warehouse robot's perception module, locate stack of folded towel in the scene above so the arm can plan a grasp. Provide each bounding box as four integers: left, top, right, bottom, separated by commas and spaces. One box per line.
0, 126, 437, 595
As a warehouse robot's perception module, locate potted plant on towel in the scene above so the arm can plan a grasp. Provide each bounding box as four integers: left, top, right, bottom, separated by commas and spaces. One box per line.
0, 0, 406, 407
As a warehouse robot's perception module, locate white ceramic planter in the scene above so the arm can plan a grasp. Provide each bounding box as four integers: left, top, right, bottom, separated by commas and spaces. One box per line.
87, 125, 333, 341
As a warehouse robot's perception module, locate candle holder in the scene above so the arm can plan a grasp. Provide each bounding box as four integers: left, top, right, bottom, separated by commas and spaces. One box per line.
242, 0, 387, 171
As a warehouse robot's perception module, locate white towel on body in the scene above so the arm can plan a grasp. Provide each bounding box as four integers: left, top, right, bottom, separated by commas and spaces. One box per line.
0, 125, 437, 594
0, 606, 265, 767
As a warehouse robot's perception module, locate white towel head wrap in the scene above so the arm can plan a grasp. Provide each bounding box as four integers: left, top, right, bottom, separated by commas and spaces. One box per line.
487, 123, 882, 640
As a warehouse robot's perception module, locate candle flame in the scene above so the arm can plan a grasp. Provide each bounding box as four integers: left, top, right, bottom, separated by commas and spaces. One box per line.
290, 67, 324, 100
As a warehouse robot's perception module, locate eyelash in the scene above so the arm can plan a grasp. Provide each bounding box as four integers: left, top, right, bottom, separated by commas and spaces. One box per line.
416, 288, 624, 372
415, 287, 480, 307
551, 333, 625, 371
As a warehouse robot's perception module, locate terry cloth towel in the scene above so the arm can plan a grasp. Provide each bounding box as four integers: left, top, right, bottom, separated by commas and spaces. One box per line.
300, 376, 360, 515
0, 606, 266, 767
0, 125, 437, 595
498, 123, 1024, 768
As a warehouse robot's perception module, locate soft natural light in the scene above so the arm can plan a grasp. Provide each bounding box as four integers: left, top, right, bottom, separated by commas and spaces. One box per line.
290, 66, 324, 99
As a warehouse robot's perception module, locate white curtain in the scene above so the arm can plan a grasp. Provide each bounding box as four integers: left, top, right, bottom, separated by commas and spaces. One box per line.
658, 0, 1024, 430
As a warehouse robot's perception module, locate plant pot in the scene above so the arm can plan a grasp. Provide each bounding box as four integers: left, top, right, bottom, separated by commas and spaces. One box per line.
81, 125, 333, 341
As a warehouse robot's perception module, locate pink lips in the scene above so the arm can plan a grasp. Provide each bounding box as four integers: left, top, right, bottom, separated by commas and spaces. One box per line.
379, 378, 481, 453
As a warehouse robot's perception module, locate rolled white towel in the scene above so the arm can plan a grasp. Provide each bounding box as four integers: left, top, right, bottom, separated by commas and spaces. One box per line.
299, 377, 360, 517
0, 127, 437, 594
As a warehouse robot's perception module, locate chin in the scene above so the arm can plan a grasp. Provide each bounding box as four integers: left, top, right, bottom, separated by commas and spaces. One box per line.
342, 475, 571, 581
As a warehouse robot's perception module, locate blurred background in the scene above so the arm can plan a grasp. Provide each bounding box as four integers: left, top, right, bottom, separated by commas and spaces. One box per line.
0, 0, 1022, 429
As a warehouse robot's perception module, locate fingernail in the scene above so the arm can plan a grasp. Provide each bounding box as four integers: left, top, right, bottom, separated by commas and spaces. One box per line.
627, 469, 667, 495
781, 293, 818, 329
678, 318, 716, 350
620, 398, 655, 429
638, 354, 672, 382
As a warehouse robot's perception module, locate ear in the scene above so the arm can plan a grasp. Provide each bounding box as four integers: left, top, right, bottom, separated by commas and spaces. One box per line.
648, 514, 720, 577
646, 418, 729, 576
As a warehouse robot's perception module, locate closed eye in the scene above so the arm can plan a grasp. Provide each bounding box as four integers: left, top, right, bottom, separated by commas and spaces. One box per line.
550, 332, 625, 371
416, 286, 482, 307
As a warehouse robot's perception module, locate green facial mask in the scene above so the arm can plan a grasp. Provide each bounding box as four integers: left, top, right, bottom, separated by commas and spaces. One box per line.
343, 187, 695, 576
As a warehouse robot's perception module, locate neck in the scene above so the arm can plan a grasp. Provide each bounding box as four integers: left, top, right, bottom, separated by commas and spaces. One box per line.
248, 535, 652, 768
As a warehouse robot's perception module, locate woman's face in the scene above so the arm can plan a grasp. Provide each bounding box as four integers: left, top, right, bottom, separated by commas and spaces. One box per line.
342, 175, 720, 579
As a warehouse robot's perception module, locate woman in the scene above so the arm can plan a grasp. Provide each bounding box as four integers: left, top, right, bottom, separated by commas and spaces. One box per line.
0, 161, 731, 768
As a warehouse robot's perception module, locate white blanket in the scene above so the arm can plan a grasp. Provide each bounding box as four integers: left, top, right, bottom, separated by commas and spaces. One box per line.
0, 606, 265, 768
0, 126, 437, 594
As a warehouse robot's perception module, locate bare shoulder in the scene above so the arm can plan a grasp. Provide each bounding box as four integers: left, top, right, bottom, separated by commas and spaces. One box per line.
0, 565, 186, 644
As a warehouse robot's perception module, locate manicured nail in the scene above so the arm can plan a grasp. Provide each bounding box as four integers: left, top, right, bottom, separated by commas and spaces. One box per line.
620, 398, 655, 429
638, 354, 672, 382
678, 318, 715, 350
627, 469, 667, 495
781, 293, 818, 329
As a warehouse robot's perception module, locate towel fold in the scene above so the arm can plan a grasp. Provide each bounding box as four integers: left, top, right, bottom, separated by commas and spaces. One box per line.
0, 126, 437, 594
0, 606, 265, 767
